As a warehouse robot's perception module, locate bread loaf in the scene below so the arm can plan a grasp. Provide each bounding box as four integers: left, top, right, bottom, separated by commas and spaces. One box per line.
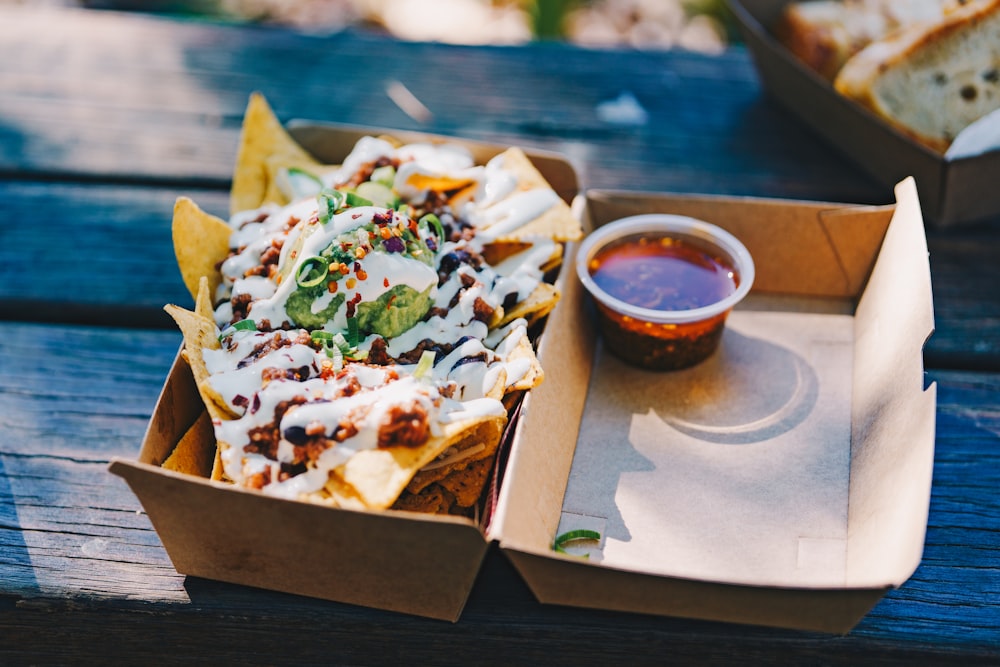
833, 0, 1000, 152
775, 0, 959, 81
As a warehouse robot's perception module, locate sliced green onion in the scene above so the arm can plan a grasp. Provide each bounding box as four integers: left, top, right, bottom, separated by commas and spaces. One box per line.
413, 350, 436, 379
552, 529, 601, 556
317, 188, 346, 223
346, 316, 360, 348
296, 256, 330, 288
218, 318, 257, 341
312, 330, 364, 366
419, 213, 446, 252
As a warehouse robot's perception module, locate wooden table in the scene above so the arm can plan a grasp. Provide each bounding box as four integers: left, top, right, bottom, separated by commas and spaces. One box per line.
2, 6, 998, 664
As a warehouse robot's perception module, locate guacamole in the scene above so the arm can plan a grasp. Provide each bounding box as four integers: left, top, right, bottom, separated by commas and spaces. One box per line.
272, 206, 440, 339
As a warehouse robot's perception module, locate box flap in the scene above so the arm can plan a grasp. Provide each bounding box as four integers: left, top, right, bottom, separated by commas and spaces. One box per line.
847, 178, 937, 587
584, 190, 892, 298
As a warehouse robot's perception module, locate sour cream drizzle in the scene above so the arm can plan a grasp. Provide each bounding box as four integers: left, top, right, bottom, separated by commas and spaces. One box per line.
204, 137, 567, 498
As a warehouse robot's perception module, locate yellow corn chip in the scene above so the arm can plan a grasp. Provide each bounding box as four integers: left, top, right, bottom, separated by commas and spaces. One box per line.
488, 147, 582, 242
499, 282, 560, 328
163, 304, 235, 422
334, 414, 506, 510
173, 197, 232, 304
162, 410, 215, 478
231, 92, 321, 214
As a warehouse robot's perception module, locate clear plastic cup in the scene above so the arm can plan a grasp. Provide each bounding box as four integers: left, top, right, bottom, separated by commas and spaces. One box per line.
576, 213, 755, 371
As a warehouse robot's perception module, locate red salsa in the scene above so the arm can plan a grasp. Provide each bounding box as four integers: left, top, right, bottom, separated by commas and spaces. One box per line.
587, 233, 738, 311
585, 232, 740, 371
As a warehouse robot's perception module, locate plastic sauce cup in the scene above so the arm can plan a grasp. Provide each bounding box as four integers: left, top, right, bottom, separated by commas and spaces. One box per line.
576, 214, 755, 371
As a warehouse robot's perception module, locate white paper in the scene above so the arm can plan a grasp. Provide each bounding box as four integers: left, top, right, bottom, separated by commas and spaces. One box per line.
945, 108, 1000, 159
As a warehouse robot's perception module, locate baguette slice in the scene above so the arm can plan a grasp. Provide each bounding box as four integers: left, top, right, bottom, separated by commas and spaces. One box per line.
775, 0, 956, 81
834, 0, 1000, 152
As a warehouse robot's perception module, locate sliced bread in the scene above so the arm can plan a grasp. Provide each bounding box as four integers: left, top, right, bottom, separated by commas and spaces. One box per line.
775, 0, 959, 81
833, 0, 1000, 152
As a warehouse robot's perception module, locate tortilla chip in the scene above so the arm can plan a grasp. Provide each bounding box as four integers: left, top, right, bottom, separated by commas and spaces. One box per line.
163, 304, 235, 422
318, 475, 369, 510
162, 410, 215, 478
231, 92, 321, 214
173, 197, 232, 304
438, 457, 493, 507
405, 420, 504, 495
499, 282, 560, 328
335, 413, 506, 510
392, 484, 456, 514
500, 332, 545, 393
489, 147, 582, 242
194, 276, 215, 323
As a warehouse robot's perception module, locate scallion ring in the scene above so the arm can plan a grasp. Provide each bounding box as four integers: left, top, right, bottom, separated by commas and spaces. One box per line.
552, 529, 601, 555
296, 256, 330, 288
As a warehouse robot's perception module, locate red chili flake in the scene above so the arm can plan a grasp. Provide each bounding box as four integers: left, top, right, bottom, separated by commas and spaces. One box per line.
357, 268, 369, 281
327, 280, 338, 293
386, 294, 397, 310
383, 277, 390, 288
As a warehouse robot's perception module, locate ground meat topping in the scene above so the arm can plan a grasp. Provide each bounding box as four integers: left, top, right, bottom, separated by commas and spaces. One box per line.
377, 400, 430, 449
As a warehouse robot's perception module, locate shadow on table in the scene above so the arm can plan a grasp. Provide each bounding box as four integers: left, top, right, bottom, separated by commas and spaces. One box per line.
0, 455, 39, 594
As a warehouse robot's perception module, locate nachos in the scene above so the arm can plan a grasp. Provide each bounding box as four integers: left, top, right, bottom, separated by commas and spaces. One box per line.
166, 93, 580, 515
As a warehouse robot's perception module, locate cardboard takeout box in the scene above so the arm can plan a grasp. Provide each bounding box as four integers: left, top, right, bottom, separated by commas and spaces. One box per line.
494, 177, 936, 633
729, 0, 1000, 228
109, 125, 580, 622
110, 123, 936, 633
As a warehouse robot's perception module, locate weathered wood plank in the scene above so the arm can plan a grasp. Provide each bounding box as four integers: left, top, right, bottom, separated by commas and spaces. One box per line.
0, 322, 998, 662
0, 7, 888, 208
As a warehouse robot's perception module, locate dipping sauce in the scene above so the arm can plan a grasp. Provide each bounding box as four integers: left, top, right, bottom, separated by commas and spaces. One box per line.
576, 214, 754, 371
588, 234, 738, 312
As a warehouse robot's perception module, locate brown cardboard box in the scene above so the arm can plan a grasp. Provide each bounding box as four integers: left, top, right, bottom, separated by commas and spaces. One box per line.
494, 178, 936, 633
110, 123, 935, 632
729, 0, 1000, 228
108, 125, 580, 622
